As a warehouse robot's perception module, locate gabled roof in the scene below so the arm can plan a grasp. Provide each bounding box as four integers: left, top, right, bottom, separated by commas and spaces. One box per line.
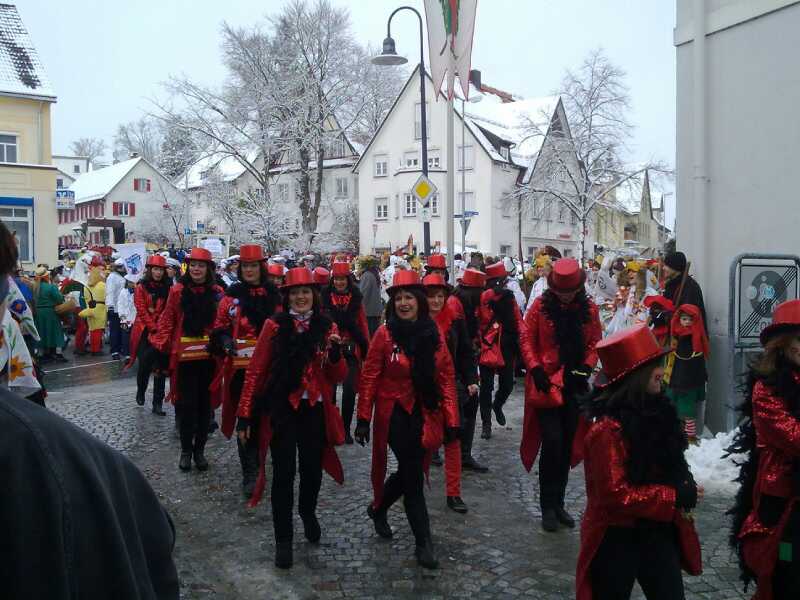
69, 157, 143, 203
0, 4, 55, 101
176, 151, 250, 191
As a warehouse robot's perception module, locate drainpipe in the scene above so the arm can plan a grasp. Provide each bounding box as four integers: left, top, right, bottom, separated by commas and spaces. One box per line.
692, 0, 708, 289
37, 101, 45, 164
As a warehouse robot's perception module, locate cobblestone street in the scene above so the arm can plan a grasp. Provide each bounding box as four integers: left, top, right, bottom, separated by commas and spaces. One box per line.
45, 361, 746, 599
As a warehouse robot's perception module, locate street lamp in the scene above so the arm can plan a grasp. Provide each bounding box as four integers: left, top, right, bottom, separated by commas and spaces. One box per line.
456, 82, 483, 259
372, 6, 431, 256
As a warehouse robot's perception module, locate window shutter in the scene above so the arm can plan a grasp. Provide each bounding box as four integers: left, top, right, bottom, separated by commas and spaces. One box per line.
146, 179, 151, 192
113, 202, 119, 216
133, 178, 140, 191
130, 203, 136, 216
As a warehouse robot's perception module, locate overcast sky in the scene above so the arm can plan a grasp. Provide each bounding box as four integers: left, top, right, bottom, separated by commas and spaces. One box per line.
20, 0, 676, 224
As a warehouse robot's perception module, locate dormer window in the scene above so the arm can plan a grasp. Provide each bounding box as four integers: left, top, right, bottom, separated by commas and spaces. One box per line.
499, 146, 510, 160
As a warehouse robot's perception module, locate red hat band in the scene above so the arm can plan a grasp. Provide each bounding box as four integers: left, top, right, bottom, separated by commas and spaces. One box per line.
760, 299, 800, 344
426, 254, 447, 270
313, 267, 330, 285
282, 267, 317, 289
422, 273, 449, 290
548, 258, 585, 292
331, 262, 351, 278
267, 264, 285, 277
459, 268, 486, 288
146, 255, 167, 268
485, 262, 507, 280
186, 247, 214, 263
596, 325, 667, 385
387, 270, 422, 293
238, 244, 265, 263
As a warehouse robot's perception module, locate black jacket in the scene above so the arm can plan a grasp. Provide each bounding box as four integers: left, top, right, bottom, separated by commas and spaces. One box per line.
665, 275, 708, 334
0, 388, 179, 599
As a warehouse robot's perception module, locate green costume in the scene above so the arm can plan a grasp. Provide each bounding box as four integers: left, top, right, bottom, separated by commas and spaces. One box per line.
34, 281, 66, 350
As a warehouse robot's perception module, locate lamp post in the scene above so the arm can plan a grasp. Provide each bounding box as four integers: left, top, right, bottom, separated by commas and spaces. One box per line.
457, 83, 483, 260
372, 6, 431, 256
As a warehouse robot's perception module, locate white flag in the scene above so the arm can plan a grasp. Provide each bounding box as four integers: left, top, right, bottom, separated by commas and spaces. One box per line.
424, 0, 478, 101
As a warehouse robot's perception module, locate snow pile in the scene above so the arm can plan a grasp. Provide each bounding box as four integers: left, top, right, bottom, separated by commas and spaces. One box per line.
686, 429, 742, 495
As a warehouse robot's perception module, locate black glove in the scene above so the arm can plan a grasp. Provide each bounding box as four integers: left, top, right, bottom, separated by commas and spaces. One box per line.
208, 331, 236, 357
531, 366, 551, 393
675, 475, 698, 510
328, 341, 342, 363
444, 426, 460, 444
236, 417, 251, 433
354, 419, 371, 446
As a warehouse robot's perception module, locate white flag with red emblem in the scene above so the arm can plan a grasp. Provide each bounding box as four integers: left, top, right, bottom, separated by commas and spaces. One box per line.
424, 0, 478, 101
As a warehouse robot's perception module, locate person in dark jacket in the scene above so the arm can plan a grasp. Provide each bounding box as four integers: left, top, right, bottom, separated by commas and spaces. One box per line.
662, 251, 707, 334
358, 256, 384, 337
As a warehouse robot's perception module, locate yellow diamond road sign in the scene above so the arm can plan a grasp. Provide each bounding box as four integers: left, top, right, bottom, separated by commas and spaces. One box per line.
411, 174, 437, 206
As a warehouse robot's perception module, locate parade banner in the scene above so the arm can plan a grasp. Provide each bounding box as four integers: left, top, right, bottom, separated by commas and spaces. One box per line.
113, 243, 147, 282
424, 0, 478, 100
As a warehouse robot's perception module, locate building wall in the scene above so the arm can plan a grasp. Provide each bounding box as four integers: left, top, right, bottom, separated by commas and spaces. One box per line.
0, 96, 57, 265
675, 0, 800, 430
53, 156, 90, 179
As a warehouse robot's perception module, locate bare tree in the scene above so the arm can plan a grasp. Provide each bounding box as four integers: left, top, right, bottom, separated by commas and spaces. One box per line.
69, 137, 107, 167
113, 117, 162, 162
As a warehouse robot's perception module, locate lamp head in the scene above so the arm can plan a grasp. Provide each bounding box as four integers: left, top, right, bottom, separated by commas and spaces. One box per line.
371, 37, 408, 66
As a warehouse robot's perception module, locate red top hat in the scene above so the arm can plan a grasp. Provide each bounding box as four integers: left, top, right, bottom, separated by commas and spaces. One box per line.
386, 270, 423, 294
548, 258, 586, 292
422, 273, 452, 292
331, 262, 351, 278
282, 267, 317, 289
485, 262, 507, 280
238, 244, 265, 263
185, 247, 214, 264
267, 263, 285, 278
643, 295, 675, 312
760, 299, 800, 345
596, 324, 668, 385
146, 255, 167, 268
459, 268, 486, 288
426, 254, 447, 270
313, 267, 330, 285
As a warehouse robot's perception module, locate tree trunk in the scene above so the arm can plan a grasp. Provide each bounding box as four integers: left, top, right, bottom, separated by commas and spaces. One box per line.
298, 147, 312, 233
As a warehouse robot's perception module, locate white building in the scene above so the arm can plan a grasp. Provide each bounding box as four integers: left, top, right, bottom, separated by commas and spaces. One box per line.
57, 156, 188, 247
675, 0, 800, 430
354, 67, 588, 259
53, 154, 90, 189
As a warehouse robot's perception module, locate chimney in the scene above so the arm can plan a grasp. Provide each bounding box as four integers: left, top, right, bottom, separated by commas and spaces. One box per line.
129, 152, 140, 159
469, 69, 481, 90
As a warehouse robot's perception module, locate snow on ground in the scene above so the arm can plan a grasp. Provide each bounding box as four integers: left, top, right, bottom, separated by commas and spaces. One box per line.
686, 429, 742, 495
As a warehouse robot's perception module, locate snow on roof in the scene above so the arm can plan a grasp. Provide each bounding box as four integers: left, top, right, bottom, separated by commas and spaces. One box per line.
0, 4, 55, 100
69, 157, 142, 203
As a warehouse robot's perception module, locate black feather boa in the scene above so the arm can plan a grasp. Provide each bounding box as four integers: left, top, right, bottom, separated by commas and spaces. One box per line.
726, 359, 800, 589
386, 315, 442, 411
541, 288, 591, 370
321, 283, 368, 356
224, 280, 279, 333
142, 278, 170, 302
454, 287, 481, 341
256, 311, 332, 420
180, 283, 218, 337
488, 288, 520, 357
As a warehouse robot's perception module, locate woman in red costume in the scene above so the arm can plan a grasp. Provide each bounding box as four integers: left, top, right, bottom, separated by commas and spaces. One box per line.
321, 261, 370, 444
355, 270, 458, 569
729, 299, 800, 600
128, 254, 171, 415
152, 247, 224, 472
209, 244, 280, 497
577, 324, 701, 600
235, 267, 346, 569
423, 273, 479, 513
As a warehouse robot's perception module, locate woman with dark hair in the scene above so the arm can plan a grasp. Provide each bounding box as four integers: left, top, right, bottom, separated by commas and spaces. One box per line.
127, 254, 172, 415
321, 261, 370, 443
355, 270, 458, 569
153, 248, 224, 472
209, 244, 280, 497
577, 325, 701, 600
729, 299, 800, 600
235, 267, 346, 569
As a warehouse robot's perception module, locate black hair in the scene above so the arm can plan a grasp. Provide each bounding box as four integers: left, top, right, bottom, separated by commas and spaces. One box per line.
0, 220, 18, 276
385, 286, 429, 321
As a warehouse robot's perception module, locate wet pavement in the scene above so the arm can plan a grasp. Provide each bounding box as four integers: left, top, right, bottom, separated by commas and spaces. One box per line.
43, 356, 746, 599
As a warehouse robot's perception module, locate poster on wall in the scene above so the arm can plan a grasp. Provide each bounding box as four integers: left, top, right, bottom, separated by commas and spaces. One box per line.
195, 234, 229, 260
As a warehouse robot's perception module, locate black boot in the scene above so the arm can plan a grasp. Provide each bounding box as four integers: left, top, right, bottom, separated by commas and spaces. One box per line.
275, 541, 293, 569
151, 376, 166, 416
462, 455, 489, 473
541, 508, 559, 532
367, 504, 393, 539
238, 437, 258, 498
135, 390, 145, 406
481, 422, 492, 439
414, 538, 439, 569
555, 506, 575, 528
447, 496, 468, 513
492, 400, 506, 427
179, 451, 192, 471
193, 441, 209, 471
301, 514, 321, 543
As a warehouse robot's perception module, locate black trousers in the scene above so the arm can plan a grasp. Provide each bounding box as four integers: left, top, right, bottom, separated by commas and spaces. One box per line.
177, 359, 214, 452
536, 395, 579, 510
479, 361, 515, 425
366, 316, 380, 338
108, 310, 122, 355
377, 403, 431, 546
773, 505, 800, 599
333, 353, 358, 433
590, 525, 685, 599
136, 335, 166, 399
230, 371, 259, 480
460, 388, 479, 459
270, 401, 325, 543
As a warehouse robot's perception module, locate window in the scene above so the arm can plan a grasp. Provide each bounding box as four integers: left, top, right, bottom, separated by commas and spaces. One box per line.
326, 134, 346, 158
374, 155, 388, 177
570, 211, 577, 226
499, 244, 512, 256
457, 144, 474, 170
112, 202, 135, 217
427, 152, 440, 169
499, 146, 510, 160
56, 178, 64, 189
335, 177, 348, 197
430, 193, 439, 216
0, 134, 17, 163
458, 191, 475, 213
133, 178, 151, 192
563, 248, 573, 257
0, 203, 32, 261
403, 151, 419, 168
558, 203, 565, 223
375, 197, 389, 220
276, 183, 289, 203
527, 246, 538, 258
73, 164, 81, 174
502, 201, 512, 218
414, 102, 430, 139
404, 193, 417, 217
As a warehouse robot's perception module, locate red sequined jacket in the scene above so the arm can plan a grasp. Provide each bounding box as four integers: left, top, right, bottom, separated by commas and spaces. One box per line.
125, 282, 168, 368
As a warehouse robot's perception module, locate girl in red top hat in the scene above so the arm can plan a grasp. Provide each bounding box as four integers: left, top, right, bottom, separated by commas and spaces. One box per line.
209, 244, 280, 498
235, 267, 347, 569
128, 254, 172, 415
320, 261, 370, 444
729, 299, 800, 600
355, 270, 458, 569
152, 248, 224, 472
577, 325, 701, 600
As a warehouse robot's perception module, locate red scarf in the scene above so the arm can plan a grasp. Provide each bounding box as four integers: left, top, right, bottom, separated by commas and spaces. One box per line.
331, 292, 351, 308
670, 304, 709, 355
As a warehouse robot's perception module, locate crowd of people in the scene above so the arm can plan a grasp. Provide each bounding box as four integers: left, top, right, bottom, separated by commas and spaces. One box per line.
2, 223, 799, 599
